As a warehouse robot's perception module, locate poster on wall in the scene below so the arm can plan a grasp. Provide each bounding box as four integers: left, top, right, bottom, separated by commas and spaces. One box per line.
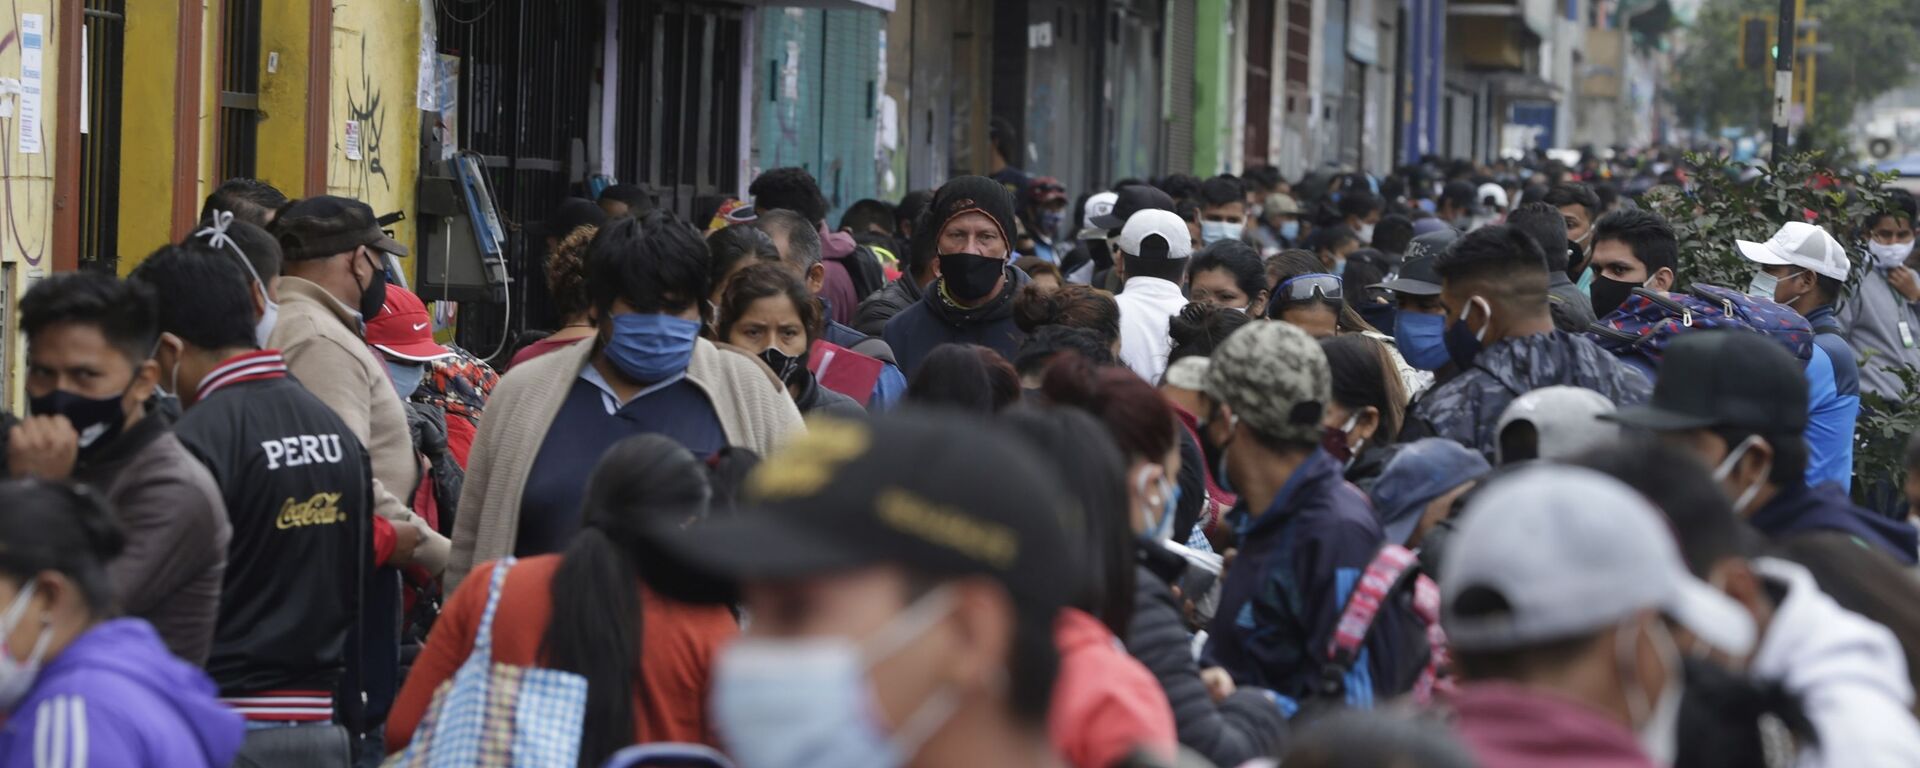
434, 54, 460, 160
19, 13, 43, 154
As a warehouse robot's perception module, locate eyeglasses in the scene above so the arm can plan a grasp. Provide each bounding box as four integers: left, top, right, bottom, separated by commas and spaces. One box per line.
1274, 274, 1344, 306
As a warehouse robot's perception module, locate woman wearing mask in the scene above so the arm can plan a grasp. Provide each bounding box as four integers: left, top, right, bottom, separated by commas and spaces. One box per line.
1186, 241, 1271, 313
0, 480, 244, 767
716, 263, 863, 417
1304, 225, 1360, 275
390, 435, 739, 765
1268, 250, 1429, 397
451, 211, 803, 589
1034, 359, 1287, 766
1321, 334, 1407, 490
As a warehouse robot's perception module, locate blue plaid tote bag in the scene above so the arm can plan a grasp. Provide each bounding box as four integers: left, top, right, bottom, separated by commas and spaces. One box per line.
385, 557, 590, 768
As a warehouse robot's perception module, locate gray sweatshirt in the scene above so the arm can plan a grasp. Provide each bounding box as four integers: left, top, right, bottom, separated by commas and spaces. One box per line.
1837, 267, 1920, 399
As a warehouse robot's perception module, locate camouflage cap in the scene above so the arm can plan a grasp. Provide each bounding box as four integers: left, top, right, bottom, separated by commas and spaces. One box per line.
1202, 320, 1331, 444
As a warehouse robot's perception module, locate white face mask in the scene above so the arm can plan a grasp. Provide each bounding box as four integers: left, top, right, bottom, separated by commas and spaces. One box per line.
1867, 239, 1916, 270
1200, 220, 1245, 245
0, 582, 53, 712
1712, 435, 1766, 514
1356, 223, 1376, 245
712, 586, 962, 768
1745, 269, 1805, 304
1134, 466, 1179, 542
1619, 618, 1684, 766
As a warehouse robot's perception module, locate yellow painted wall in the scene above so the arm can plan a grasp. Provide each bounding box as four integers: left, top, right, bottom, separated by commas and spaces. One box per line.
256, 0, 311, 195
327, 0, 420, 269
0, 0, 61, 409
118, 0, 180, 270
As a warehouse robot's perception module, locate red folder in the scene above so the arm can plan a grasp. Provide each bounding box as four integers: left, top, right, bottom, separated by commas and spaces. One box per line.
808, 339, 883, 406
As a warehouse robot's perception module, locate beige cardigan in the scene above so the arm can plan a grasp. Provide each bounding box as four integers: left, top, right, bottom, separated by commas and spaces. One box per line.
448, 335, 805, 590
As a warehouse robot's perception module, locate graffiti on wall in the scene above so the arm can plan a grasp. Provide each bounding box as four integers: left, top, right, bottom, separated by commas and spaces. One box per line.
342, 36, 389, 195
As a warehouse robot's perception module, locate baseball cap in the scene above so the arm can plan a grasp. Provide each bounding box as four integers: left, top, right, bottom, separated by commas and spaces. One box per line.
652, 412, 1075, 610
1602, 331, 1807, 433
1162, 356, 1209, 391
1737, 221, 1851, 282
1370, 438, 1490, 545
1203, 321, 1331, 444
1075, 191, 1120, 240
1119, 209, 1194, 261
366, 285, 453, 362
1495, 386, 1620, 465
274, 195, 409, 261
1091, 184, 1177, 231
1476, 182, 1509, 212
1441, 464, 1755, 656
1411, 217, 1454, 237
1026, 176, 1068, 207
1264, 193, 1302, 217
1374, 230, 1456, 295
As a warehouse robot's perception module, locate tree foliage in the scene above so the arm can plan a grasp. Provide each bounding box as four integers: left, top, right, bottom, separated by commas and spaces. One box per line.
1669, 0, 1920, 148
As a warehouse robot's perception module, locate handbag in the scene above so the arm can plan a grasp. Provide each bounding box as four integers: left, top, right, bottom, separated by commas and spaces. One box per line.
385, 557, 589, 768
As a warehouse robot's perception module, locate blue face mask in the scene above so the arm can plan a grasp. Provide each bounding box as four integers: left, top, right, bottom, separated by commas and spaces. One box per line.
1278, 220, 1301, 242
1442, 297, 1491, 370
605, 313, 702, 384
384, 360, 427, 399
1393, 311, 1450, 371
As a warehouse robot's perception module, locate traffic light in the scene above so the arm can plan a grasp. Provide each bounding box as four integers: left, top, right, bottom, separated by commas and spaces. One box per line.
1740, 15, 1773, 70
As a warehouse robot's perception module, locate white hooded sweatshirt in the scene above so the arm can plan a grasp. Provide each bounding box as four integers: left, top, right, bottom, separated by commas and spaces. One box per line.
1751, 557, 1920, 768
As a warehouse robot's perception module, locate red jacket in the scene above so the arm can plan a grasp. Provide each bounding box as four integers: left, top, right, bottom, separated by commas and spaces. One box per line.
1049, 608, 1177, 768
1448, 682, 1656, 768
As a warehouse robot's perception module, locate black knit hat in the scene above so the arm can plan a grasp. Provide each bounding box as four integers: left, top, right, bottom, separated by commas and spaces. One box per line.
926, 175, 1018, 247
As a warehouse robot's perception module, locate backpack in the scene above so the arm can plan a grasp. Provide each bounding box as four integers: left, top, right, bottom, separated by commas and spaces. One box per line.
1587, 284, 1814, 365
1314, 544, 1451, 708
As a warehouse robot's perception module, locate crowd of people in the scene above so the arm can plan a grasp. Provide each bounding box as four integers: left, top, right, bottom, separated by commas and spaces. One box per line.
3, 149, 1920, 768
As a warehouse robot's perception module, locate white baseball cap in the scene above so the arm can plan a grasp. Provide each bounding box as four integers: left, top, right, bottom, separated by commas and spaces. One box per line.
1737, 221, 1851, 282
1119, 208, 1194, 261
1440, 465, 1756, 657
1495, 386, 1620, 465
1476, 182, 1509, 212
1075, 191, 1120, 240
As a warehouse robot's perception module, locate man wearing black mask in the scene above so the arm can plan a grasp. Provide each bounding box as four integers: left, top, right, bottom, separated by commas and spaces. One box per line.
1587, 208, 1679, 317
882, 175, 1030, 375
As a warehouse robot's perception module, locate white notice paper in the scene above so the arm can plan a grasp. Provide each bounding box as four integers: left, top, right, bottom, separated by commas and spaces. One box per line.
19, 13, 43, 154
345, 121, 362, 160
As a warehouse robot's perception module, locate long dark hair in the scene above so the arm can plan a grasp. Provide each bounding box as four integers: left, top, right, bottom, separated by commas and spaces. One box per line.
999, 406, 1136, 635
0, 480, 123, 620
1320, 334, 1405, 444
540, 434, 712, 767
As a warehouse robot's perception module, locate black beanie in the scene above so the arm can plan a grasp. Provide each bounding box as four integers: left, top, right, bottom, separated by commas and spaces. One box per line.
926, 175, 1018, 247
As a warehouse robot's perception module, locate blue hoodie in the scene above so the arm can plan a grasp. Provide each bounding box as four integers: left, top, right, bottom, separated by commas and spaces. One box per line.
0, 619, 243, 767
1750, 482, 1919, 566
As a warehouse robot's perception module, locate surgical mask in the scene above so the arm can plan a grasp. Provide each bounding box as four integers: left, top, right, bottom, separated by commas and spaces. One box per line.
29, 380, 137, 461
1394, 311, 1450, 371
1867, 239, 1915, 270
938, 252, 1006, 303
757, 346, 806, 386
1712, 435, 1766, 513
604, 313, 701, 384
1620, 618, 1685, 767
1442, 297, 1491, 370
385, 360, 427, 400
1038, 211, 1065, 239
1136, 467, 1180, 542
1200, 220, 1245, 245
1356, 223, 1376, 245
1745, 269, 1805, 304
0, 583, 52, 712
1333, 257, 1348, 276
196, 210, 280, 347
713, 586, 961, 768
1278, 220, 1301, 242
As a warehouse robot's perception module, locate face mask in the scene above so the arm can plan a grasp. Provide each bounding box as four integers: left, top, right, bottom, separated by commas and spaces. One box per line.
1200, 220, 1245, 245
29, 382, 136, 460
1333, 257, 1348, 276
1394, 311, 1450, 371
1619, 618, 1685, 767
1589, 272, 1647, 317
1867, 239, 1915, 270
1135, 467, 1180, 542
1745, 269, 1805, 304
1712, 435, 1766, 513
605, 313, 702, 384
255, 300, 280, 349
1278, 220, 1301, 242
355, 249, 390, 322
757, 346, 806, 386
1199, 410, 1239, 496
1038, 211, 1065, 239
938, 252, 1006, 303
1442, 297, 1491, 370
0, 583, 52, 712
1356, 223, 1376, 245
713, 586, 961, 768
385, 360, 427, 400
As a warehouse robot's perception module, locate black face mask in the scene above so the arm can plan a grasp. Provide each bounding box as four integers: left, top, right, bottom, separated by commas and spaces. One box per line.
30, 387, 132, 461
939, 253, 1006, 303
756, 346, 807, 386
1590, 272, 1642, 317
356, 249, 390, 320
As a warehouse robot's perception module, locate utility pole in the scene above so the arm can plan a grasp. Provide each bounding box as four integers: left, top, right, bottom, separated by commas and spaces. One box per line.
1769, 0, 1798, 164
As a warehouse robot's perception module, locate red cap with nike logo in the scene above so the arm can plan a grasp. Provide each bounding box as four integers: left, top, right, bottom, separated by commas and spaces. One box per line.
367, 284, 454, 362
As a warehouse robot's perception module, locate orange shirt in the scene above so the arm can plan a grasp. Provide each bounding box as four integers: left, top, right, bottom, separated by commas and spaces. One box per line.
386, 556, 738, 754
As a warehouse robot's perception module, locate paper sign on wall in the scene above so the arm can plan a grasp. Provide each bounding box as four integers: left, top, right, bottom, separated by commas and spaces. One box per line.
345, 121, 363, 160
19, 13, 44, 154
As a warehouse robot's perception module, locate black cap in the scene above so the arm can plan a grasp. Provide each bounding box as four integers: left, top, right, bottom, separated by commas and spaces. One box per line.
1373, 230, 1457, 295
1603, 331, 1808, 433
653, 411, 1076, 609
543, 198, 609, 239
926, 175, 1019, 247
1090, 184, 1177, 231
273, 196, 408, 260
